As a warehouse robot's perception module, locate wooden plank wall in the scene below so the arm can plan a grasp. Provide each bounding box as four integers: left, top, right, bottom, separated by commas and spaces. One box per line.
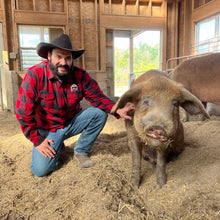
2, 0, 220, 72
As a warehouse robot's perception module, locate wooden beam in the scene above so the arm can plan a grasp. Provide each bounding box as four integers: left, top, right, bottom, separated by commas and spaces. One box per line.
192, 0, 220, 22
101, 14, 165, 29
14, 11, 67, 25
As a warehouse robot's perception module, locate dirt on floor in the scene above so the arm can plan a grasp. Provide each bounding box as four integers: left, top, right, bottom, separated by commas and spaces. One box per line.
0, 110, 220, 220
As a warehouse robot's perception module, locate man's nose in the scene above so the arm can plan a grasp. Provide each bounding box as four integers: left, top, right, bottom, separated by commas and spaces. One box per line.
60, 58, 67, 65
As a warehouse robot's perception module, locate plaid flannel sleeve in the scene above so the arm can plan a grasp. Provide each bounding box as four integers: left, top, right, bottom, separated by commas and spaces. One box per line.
82, 71, 119, 117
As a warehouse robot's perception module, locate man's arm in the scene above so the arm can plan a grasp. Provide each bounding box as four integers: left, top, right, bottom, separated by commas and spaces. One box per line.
16, 71, 45, 146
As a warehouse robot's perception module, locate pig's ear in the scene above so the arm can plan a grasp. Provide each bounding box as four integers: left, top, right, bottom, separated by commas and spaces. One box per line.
111, 85, 142, 114
179, 87, 210, 119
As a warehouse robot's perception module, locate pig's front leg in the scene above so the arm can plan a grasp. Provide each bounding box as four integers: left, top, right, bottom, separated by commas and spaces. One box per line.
128, 136, 142, 190
156, 149, 167, 188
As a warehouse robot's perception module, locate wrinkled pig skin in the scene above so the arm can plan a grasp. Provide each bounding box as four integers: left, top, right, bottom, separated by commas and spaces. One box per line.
111, 70, 210, 189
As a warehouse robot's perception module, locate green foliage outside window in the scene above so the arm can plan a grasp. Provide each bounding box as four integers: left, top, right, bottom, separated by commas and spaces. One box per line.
114, 42, 159, 95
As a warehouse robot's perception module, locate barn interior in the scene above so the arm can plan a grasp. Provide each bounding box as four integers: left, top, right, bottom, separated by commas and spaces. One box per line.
0, 1, 220, 219
0, 0, 219, 112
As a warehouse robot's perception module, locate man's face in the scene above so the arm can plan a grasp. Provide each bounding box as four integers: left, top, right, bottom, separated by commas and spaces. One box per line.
48, 48, 73, 77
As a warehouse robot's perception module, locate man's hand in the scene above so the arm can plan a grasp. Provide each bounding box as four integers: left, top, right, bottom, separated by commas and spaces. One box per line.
116, 104, 136, 120
35, 138, 56, 158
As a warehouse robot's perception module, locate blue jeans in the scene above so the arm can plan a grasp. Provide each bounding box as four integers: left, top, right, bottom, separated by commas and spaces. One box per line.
31, 107, 108, 177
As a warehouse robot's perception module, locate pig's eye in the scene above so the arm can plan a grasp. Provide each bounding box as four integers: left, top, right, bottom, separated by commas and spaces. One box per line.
172, 99, 179, 109
143, 100, 150, 106
140, 96, 152, 110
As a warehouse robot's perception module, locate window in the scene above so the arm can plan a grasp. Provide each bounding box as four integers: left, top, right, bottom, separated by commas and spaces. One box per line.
194, 14, 220, 54
18, 25, 64, 71
113, 30, 161, 96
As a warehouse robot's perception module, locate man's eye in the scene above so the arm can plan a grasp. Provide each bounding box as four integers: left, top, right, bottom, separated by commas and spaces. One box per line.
66, 56, 72, 60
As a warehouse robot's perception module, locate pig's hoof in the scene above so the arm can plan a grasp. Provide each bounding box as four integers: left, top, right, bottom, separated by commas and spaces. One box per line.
130, 177, 139, 190
156, 176, 167, 189
156, 184, 163, 189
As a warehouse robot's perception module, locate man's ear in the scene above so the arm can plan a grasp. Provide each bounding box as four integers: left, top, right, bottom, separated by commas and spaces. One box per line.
47, 51, 51, 60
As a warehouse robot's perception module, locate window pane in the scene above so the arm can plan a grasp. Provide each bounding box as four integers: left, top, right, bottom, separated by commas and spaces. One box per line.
19, 26, 42, 47
20, 49, 43, 70
197, 43, 213, 54
198, 19, 215, 42
114, 37, 130, 96
219, 16, 220, 35
18, 25, 64, 71
133, 30, 160, 77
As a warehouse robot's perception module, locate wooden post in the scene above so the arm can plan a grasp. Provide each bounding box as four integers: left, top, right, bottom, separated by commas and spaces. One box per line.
11, 0, 19, 71
109, 0, 112, 14
49, 0, 52, 12
80, 0, 85, 69
32, 0, 36, 11
64, 0, 69, 34
2, 0, 8, 51
183, 0, 192, 56
129, 36, 133, 84
95, 0, 99, 70
15, 0, 19, 10
136, 0, 139, 15
122, 0, 126, 15
99, 0, 104, 14
148, 0, 152, 16
162, 1, 167, 71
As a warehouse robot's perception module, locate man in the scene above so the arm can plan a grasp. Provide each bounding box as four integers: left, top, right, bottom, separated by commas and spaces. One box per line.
16, 34, 135, 177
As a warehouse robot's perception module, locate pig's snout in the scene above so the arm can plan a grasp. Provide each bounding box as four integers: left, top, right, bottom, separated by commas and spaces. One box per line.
145, 125, 168, 142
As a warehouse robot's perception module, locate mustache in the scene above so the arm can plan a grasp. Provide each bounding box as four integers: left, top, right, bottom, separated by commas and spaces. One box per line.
56, 64, 69, 69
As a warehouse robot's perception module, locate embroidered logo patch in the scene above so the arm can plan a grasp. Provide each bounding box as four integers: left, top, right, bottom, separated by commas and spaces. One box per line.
70, 84, 78, 92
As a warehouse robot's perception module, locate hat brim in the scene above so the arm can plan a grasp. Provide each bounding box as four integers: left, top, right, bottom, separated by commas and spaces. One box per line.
36, 42, 85, 60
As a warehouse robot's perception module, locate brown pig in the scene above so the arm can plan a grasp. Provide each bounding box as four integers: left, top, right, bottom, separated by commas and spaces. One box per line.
171, 53, 220, 121
171, 53, 220, 106
111, 70, 210, 189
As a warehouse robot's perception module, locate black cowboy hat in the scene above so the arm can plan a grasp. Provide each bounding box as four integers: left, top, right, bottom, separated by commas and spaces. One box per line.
36, 34, 85, 59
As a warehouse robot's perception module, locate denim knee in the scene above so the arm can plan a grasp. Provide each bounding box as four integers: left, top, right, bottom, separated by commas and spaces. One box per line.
31, 166, 50, 177
31, 147, 58, 177
93, 107, 108, 122
31, 161, 57, 177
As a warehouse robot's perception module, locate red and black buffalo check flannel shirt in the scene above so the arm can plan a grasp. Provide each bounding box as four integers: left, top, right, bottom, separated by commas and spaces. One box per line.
16, 60, 116, 147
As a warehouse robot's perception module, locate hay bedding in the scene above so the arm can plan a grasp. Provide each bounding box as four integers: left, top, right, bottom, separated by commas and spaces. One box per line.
0, 111, 220, 220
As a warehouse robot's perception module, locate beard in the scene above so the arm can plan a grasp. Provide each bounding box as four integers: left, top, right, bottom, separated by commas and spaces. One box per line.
49, 59, 73, 80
